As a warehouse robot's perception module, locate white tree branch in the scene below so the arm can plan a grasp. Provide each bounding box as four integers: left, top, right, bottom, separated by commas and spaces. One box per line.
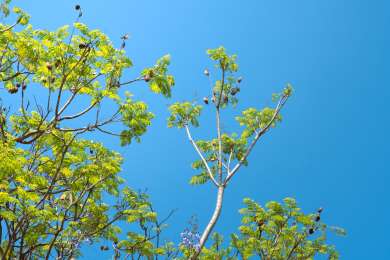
185, 125, 219, 187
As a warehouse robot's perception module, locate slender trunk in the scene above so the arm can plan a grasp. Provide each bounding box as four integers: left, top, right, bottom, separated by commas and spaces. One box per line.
191, 185, 225, 259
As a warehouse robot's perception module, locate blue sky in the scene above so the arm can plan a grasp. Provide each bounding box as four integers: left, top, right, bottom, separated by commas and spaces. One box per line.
12, 0, 390, 259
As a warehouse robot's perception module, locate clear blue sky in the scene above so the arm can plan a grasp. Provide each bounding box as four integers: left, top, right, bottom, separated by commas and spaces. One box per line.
13, 0, 390, 259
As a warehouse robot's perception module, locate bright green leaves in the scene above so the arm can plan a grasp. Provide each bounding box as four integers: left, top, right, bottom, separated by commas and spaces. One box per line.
0, 7, 171, 147
189, 171, 212, 185
113, 188, 174, 258
167, 102, 202, 128
207, 46, 238, 72
142, 54, 174, 97
0, 3, 180, 259
73, 22, 89, 35
189, 134, 247, 185
236, 106, 282, 139
13, 6, 30, 25
235, 85, 293, 139
119, 93, 154, 146
232, 198, 344, 260
272, 83, 294, 101
205, 47, 242, 109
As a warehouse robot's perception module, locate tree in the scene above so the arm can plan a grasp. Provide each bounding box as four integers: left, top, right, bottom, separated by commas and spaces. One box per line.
0, 2, 175, 259
0, 1, 344, 259
168, 47, 344, 259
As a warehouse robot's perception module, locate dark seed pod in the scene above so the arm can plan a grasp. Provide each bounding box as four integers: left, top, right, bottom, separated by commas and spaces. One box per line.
223, 95, 229, 103
203, 69, 210, 77
121, 34, 129, 40
308, 228, 314, 235
89, 149, 93, 154
22, 83, 27, 90
315, 215, 320, 222
211, 94, 216, 103
55, 59, 61, 68
230, 87, 240, 96
203, 97, 209, 105
257, 219, 265, 227
237, 77, 243, 83
100, 245, 105, 251
317, 207, 323, 214
16, 83, 21, 88
121, 41, 126, 49
79, 43, 87, 49
46, 63, 53, 71
144, 74, 151, 82
8, 86, 18, 94
75, 4, 81, 10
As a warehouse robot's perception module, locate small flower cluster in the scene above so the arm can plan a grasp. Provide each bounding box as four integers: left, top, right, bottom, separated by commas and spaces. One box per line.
180, 228, 201, 250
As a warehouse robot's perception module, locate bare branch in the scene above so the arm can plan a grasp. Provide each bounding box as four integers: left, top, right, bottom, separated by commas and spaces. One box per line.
185, 125, 219, 187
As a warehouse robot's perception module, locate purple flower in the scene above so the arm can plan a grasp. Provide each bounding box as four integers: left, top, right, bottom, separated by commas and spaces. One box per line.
180, 228, 200, 249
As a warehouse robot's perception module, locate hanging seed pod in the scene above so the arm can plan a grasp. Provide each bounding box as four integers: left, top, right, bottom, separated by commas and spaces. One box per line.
211, 94, 216, 103
144, 71, 154, 82
46, 63, 53, 71
100, 245, 109, 251
315, 215, 320, 222
223, 94, 229, 103
121, 33, 129, 40
75, 4, 81, 10
317, 207, 323, 214
308, 228, 315, 235
144, 74, 151, 82
203, 69, 209, 77
22, 83, 27, 90
79, 43, 87, 49
16, 83, 21, 89
203, 97, 209, 105
237, 76, 243, 83
8, 86, 18, 94
256, 219, 265, 227
55, 59, 61, 68
230, 87, 240, 96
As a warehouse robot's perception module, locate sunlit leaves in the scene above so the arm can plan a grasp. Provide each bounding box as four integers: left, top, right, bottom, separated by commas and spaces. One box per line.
236, 106, 282, 139
142, 54, 175, 97
167, 102, 202, 128
230, 198, 344, 259
207, 46, 238, 72
119, 93, 154, 146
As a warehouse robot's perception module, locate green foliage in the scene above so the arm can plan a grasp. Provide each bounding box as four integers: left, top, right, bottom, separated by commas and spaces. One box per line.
119, 92, 154, 146
142, 54, 175, 97
189, 134, 248, 185
168, 47, 292, 186
187, 198, 344, 260
236, 107, 282, 139
207, 46, 238, 73
229, 198, 344, 260
167, 102, 203, 128
0, 2, 342, 258
0, 4, 173, 147
0, 3, 174, 259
